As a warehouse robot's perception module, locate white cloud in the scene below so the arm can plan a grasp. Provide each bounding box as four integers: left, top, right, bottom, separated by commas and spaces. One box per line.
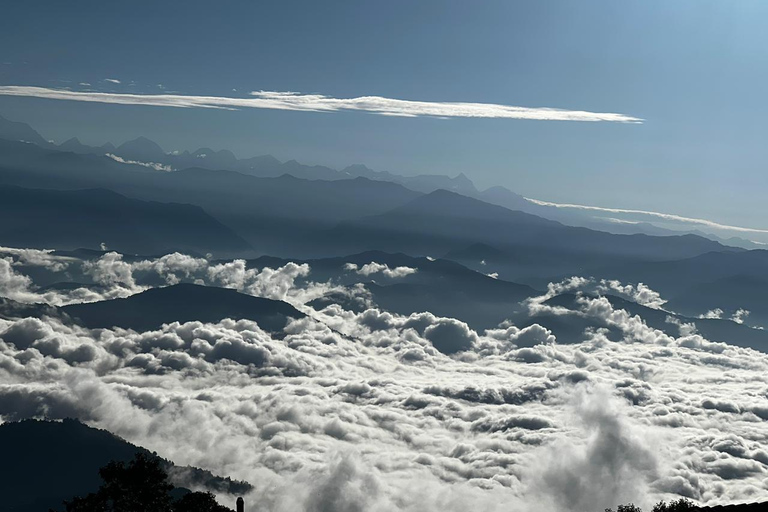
4, 249, 768, 511
106, 153, 174, 172
597, 280, 667, 309
526, 198, 768, 235
104, 78, 121, 84
731, 309, 750, 325
0, 86, 643, 123
700, 309, 724, 320
0, 257, 35, 301
347, 262, 418, 279
524, 385, 658, 512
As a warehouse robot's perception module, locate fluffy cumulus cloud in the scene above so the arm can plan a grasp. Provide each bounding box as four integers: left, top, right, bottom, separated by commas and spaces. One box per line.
597, 280, 667, 310
0, 247, 326, 307
345, 262, 418, 279
1, 249, 768, 511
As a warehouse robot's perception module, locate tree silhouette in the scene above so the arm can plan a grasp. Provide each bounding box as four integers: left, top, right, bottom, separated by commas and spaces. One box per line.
652, 498, 696, 512
56, 453, 233, 512
605, 504, 643, 512
605, 499, 697, 512
173, 491, 233, 512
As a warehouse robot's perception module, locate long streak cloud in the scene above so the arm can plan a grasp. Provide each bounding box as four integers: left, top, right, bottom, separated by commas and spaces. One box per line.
0, 86, 643, 123
526, 197, 768, 235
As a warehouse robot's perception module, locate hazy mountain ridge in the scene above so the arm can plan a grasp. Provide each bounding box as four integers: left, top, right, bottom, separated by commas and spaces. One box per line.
2, 112, 757, 248
0, 184, 251, 256
0, 135, 737, 271
326, 189, 736, 278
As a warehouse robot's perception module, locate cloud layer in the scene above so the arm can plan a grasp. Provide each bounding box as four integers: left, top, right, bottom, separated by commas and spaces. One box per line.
0, 86, 643, 123
2, 248, 768, 511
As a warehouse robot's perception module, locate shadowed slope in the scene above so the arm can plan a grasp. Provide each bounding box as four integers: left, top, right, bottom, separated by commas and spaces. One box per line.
0, 184, 251, 256
62, 283, 304, 331
0, 419, 251, 512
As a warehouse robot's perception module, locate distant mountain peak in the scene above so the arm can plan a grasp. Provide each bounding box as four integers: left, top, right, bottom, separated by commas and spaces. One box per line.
344, 163, 375, 173
116, 136, 166, 160
0, 112, 50, 146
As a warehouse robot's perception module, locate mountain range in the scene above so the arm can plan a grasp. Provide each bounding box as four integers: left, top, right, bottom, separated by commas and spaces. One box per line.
1, 113, 761, 249
0, 112, 764, 325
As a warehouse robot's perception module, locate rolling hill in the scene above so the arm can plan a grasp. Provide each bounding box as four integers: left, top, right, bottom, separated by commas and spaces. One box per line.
61, 283, 304, 331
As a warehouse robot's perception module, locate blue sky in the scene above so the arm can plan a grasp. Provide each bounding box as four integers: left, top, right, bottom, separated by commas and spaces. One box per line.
1, 0, 766, 228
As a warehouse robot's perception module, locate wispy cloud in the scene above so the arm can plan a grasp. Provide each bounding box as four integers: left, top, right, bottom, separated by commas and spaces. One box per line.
105, 153, 173, 172
0, 85, 642, 123
526, 197, 768, 234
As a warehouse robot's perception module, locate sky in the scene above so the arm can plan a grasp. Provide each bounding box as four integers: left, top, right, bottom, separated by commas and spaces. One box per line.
1, 0, 767, 228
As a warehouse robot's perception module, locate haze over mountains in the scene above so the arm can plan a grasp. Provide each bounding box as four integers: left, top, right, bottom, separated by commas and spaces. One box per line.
0, 114, 748, 260
1, 112, 764, 327
1, 113, 762, 249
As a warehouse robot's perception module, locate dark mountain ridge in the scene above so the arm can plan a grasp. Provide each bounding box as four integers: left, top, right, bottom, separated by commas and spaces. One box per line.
247, 250, 540, 329
0, 184, 250, 256
62, 283, 304, 331
0, 419, 251, 512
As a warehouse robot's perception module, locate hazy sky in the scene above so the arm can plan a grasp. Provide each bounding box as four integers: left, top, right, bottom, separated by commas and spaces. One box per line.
1, 0, 766, 228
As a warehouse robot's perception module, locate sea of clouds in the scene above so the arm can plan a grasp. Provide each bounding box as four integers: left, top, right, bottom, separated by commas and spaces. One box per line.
1, 247, 768, 511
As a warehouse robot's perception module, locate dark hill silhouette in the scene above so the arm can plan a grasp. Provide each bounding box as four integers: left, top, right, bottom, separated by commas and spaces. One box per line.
115, 136, 167, 162
62, 283, 304, 331
247, 251, 540, 330
0, 297, 59, 321
692, 502, 768, 511
530, 293, 768, 352
0, 419, 250, 512
0, 184, 251, 256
